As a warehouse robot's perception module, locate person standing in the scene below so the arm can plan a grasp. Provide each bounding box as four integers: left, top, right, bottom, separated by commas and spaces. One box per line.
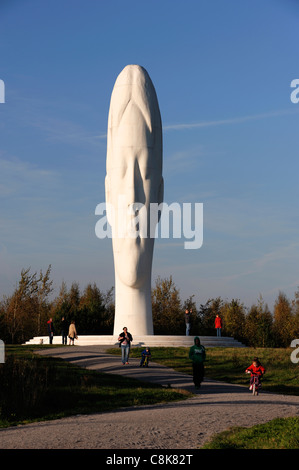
118, 327, 133, 365
61, 317, 68, 345
189, 336, 206, 389
184, 309, 191, 336
215, 314, 222, 337
68, 321, 78, 346
47, 318, 55, 344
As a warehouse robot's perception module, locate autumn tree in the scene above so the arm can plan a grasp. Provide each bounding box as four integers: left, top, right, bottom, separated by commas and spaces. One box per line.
152, 276, 184, 334
221, 298, 246, 341
78, 283, 105, 334
101, 286, 115, 334
51, 282, 115, 335
292, 287, 299, 339
182, 294, 201, 335
36, 265, 53, 335
245, 297, 273, 347
68, 282, 81, 320
0, 266, 53, 343
273, 291, 294, 347
197, 297, 223, 335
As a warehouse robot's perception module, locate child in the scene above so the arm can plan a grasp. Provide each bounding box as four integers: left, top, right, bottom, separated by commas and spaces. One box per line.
245, 357, 265, 390
140, 347, 151, 367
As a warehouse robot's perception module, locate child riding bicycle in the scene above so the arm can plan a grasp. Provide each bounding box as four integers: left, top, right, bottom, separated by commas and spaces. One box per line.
245, 357, 265, 391
140, 347, 151, 367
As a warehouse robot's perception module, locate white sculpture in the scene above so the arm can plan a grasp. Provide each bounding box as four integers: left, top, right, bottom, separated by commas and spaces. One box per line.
105, 65, 163, 335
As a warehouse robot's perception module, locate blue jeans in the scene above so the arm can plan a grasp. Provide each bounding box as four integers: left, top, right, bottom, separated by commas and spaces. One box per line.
216, 328, 221, 337
186, 323, 191, 336
121, 345, 130, 364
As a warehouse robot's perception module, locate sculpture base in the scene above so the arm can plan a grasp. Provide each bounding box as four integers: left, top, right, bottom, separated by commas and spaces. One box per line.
24, 335, 245, 348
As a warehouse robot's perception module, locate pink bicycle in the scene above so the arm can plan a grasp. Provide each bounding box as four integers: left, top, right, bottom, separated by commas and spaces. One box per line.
246, 371, 261, 396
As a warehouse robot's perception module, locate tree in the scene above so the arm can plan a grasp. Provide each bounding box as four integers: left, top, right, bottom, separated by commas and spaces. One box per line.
101, 286, 115, 334
152, 276, 183, 334
0, 266, 53, 343
52, 280, 68, 311
50, 280, 71, 328
51, 282, 115, 335
78, 283, 105, 334
245, 297, 273, 347
183, 294, 198, 334
273, 291, 293, 347
0, 292, 33, 344
68, 282, 80, 319
36, 265, 54, 335
221, 298, 246, 341
292, 287, 299, 339
197, 297, 223, 335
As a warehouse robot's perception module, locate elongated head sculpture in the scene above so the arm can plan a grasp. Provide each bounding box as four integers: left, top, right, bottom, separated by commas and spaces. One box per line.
105, 65, 163, 335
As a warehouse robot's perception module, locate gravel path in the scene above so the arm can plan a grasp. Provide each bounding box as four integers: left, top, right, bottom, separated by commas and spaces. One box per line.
0, 347, 298, 449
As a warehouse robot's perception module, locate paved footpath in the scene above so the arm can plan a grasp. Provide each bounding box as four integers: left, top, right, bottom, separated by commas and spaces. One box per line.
0, 346, 298, 449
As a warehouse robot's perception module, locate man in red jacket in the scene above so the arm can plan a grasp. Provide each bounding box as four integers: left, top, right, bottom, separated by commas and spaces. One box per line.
215, 314, 222, 337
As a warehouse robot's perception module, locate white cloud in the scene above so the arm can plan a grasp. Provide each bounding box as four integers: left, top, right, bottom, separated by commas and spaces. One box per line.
163, 145, 205, 179
29, 116, 103, 148
0, 155, 59, 197
163, 108, 299, 132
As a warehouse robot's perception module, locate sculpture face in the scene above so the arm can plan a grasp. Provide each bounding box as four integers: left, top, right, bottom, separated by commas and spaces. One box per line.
105, 65, 163, 290
106, 150, 162, 288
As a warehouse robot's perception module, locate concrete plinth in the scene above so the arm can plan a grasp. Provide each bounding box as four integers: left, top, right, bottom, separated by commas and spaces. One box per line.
24, 335, 245, 348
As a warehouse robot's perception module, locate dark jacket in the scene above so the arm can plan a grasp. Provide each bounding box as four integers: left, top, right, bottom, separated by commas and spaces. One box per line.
47, 320, 54, 335
118, 331, 133, 346
61, 319, 67, 333
141, 348, 151, 358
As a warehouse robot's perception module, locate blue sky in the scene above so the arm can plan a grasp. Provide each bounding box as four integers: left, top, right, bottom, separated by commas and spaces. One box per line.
0, 0, 298, 311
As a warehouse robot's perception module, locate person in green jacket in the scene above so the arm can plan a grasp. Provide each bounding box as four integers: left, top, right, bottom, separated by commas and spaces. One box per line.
189, 336, 206, 389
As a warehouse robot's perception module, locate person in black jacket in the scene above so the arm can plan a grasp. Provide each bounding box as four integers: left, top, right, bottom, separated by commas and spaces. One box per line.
118, 327, 133, 365
61, 317, 68, 345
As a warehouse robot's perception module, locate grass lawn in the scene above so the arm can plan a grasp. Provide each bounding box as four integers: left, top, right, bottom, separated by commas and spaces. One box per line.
109, 346, 299, 396
0, 345, 191, 428
202, 417, 299, 449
